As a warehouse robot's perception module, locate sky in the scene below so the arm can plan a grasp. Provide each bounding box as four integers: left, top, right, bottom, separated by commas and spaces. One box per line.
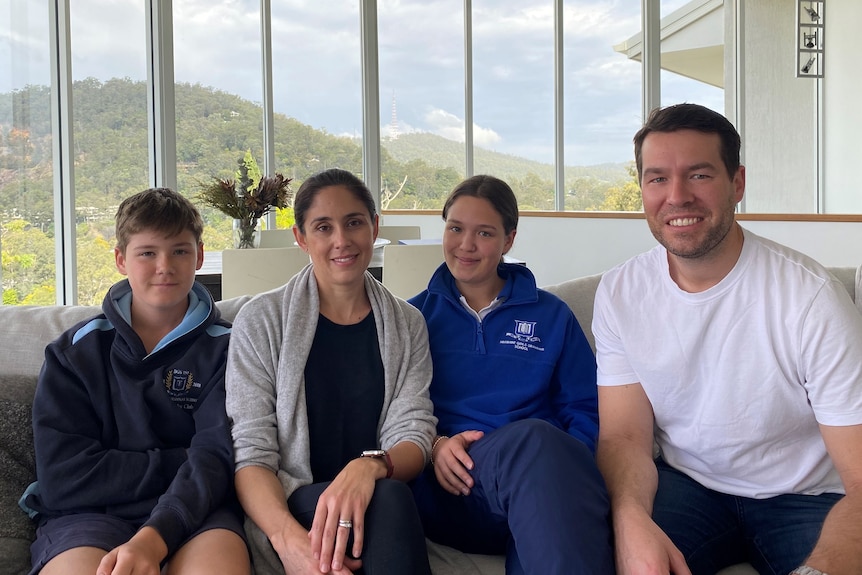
2, 0, 722, 167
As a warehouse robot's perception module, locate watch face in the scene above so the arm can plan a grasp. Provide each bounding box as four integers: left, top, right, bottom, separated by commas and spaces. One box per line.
361, 450, 386, 457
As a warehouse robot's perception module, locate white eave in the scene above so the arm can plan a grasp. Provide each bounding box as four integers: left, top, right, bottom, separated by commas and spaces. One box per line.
614, 0, 724, 89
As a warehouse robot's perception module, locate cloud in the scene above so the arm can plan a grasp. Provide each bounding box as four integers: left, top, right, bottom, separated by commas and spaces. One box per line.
4, 0, 723, 168
423, 107, 501, 149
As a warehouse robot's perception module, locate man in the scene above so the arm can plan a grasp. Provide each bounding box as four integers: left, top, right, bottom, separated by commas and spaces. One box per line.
592, 103, 862, 575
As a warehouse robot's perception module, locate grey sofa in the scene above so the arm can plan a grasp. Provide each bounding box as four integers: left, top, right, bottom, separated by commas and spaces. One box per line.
2, 266, 859, 575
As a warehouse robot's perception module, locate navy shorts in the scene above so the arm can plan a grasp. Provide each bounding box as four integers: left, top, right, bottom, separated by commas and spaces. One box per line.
29, 506, 245, 575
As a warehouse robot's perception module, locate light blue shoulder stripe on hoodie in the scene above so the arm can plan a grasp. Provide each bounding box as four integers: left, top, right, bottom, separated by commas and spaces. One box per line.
72, 318, 115, 345
207, 324, 231, 337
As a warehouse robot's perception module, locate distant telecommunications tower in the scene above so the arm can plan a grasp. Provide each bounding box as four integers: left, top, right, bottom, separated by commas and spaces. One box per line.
388, 91, 399, 140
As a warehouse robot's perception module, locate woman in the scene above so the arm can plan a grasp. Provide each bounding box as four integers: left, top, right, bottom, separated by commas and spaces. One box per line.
225, 168, 435, 575
409, 175, 615, 574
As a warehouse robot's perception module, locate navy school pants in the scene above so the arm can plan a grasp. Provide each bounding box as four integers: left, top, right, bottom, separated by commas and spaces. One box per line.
411, 419, 615, 575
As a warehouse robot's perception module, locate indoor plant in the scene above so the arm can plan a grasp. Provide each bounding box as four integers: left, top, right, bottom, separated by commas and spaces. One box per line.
197, 152, 293, 249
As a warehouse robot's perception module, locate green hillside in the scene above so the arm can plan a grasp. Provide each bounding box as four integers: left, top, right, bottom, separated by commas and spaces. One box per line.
0, 78, 639, 305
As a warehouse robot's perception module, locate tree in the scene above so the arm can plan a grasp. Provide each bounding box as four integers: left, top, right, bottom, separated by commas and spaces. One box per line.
1, 219, 55, 304
595, 165, 642, 212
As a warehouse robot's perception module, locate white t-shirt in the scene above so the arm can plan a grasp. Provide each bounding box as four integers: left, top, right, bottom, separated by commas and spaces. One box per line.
593, 228, 862, 498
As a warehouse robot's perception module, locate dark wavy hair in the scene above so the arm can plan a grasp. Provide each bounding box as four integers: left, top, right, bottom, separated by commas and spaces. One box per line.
293, 168, 376, 233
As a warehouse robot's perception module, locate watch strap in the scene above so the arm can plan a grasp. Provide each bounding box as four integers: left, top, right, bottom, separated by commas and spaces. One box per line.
360, 450, 393, 479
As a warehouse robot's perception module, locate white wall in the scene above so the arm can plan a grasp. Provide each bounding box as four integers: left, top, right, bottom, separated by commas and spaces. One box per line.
382, 213, 862, 286
823, 0, 862, 212
738, 0, 818, 213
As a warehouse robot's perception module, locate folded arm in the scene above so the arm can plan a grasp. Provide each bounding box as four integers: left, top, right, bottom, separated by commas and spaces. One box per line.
33, 350, 186, 511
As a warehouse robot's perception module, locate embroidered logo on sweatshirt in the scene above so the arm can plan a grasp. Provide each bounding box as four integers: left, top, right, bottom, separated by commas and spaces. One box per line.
163, 369, 203, 410
501, 320, 545, 352
165, 369, 194, 394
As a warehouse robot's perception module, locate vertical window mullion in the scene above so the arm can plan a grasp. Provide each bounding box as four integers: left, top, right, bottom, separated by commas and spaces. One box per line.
360, 0, 382, 207
146, 0, 177, 191
49, 0, 76, 305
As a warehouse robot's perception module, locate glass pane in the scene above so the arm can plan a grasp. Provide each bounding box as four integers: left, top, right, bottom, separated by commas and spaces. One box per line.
472, 0, 555, 210
379, 0, 466, 211
270, 0, 362, 224
566, 0, 642, 211
68, 2, 148, 304
173, 0, 264, 249
1, 1, 56, 305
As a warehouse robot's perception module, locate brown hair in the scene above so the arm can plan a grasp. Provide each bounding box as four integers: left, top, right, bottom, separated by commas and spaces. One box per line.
115, 188, 204, 253
633, 103, 741, 181
442, 175, 519, 235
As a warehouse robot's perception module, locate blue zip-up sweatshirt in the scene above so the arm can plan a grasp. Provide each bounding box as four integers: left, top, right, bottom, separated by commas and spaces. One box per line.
24, 280, 236, 555
409, 263, 599, 452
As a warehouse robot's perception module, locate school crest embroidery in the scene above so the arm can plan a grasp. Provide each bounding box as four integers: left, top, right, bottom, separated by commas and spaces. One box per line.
165, 369, 194, 395
501, 319, 545, 352
163, 368, 202, 410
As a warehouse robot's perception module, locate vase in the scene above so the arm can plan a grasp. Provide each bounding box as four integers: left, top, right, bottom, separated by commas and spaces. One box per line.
232, 218, 261, 249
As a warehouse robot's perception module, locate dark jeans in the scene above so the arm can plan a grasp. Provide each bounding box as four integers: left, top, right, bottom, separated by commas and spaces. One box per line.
288, 479, 432, 575
411, 419, 615, 575
653, 459, 842, 575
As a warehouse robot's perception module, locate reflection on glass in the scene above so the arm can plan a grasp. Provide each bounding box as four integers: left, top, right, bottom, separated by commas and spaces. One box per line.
1, 1, 56, 305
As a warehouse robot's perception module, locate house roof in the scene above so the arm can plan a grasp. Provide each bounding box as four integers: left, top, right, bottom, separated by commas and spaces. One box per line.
613, 0, 724, 88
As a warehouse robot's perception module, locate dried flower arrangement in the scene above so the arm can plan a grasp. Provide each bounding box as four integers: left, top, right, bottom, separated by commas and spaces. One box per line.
196, 151, 292, 248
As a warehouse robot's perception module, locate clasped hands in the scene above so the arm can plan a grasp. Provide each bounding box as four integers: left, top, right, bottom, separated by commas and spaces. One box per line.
431, 430, 485, 496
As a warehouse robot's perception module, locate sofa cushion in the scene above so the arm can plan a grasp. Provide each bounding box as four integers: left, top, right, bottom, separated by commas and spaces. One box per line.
1, 305, 100, 380
542, 273, 602, 352
0, 375, 38, 575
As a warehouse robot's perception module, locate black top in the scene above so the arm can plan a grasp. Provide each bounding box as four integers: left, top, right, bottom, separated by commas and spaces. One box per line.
305, 311, 385, 482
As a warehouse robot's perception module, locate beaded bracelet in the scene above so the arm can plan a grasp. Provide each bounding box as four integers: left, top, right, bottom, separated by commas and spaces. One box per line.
430, 435, 448, 466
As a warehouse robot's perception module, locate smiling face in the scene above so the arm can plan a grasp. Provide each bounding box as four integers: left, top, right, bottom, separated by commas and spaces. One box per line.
293, 184, 378, 290
115, 228, 204, 319
443, 195, 515, 295
640, 129, 745, 262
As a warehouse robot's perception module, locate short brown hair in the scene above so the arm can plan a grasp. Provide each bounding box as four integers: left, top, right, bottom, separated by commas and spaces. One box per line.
115, 188, 204, 253
633, 103, 741, 182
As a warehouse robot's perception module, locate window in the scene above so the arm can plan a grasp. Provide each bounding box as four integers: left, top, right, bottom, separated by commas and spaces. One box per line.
378, 0, 465, 210
1, 1, 56, 305
70, 2, 148, 304
3, 0, 857, 305
173, 0, 265, 250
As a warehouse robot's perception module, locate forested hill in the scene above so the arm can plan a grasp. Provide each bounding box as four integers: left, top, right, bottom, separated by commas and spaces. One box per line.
0, 78, 633, 220
383, 131, 627, 185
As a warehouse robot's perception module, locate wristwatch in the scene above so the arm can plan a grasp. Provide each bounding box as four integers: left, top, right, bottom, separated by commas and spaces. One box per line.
360, 449, 394, 479
790, 567, 827, 575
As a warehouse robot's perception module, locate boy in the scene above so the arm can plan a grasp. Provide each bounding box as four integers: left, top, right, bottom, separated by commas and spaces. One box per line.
20, 188, 249, 575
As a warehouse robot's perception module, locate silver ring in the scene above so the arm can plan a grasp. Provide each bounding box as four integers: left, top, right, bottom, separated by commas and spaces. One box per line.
337, 519, 353, 529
